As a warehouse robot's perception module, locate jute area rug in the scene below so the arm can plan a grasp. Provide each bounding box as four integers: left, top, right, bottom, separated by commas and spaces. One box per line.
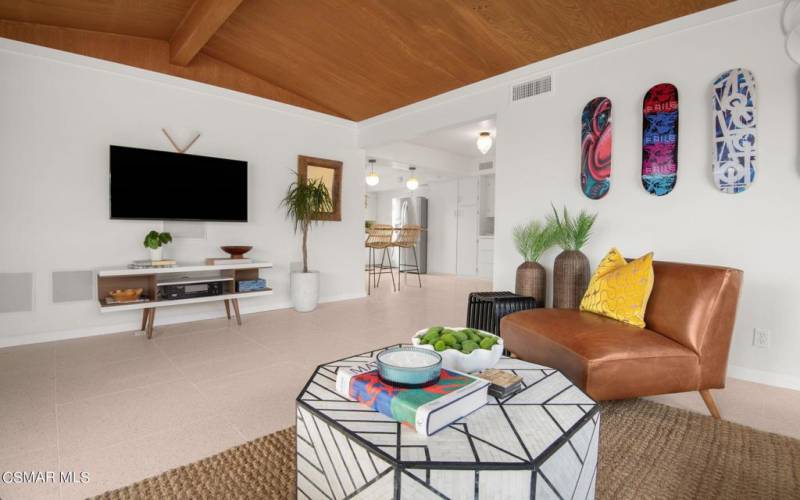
96, 399, 800, 499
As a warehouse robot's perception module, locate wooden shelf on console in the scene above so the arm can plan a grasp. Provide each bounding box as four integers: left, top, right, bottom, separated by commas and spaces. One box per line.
96, 261, 274, 338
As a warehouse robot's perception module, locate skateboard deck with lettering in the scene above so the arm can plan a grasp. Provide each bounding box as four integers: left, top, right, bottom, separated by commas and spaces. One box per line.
642, 83, 679, 196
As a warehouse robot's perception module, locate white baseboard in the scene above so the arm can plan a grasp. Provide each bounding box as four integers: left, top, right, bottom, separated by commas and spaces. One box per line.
727, 365, 800, 391
0, 321, 143, 349
0, 291, 368, 349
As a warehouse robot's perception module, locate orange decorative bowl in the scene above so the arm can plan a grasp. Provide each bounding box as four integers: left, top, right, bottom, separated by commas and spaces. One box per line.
221, 246, 252, 259
109, 288, 143, 303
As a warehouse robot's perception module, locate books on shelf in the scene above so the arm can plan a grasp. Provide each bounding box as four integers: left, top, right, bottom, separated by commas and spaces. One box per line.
129, 259, 176, 269
104, 296, 150, 305
206, 258, 253, 265
237, 279, 267, 292
476, 369, 523, 399
336, 362, 489, 436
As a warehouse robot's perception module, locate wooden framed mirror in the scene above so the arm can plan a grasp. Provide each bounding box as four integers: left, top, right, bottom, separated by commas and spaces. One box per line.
298, 155, 343, 221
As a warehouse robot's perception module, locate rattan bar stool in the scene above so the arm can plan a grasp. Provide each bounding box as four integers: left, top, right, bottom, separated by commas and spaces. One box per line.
364, 224, 396, 294
392, 224, 422, 289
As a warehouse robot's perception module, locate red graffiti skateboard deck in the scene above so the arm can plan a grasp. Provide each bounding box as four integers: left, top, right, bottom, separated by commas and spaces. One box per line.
581, 97, 612, 199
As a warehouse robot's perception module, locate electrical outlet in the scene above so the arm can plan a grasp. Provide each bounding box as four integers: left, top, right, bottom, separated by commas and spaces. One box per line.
753, 328, 771, 348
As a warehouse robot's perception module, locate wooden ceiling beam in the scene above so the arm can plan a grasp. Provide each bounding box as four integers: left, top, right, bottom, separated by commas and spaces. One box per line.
170, 0, 243, 66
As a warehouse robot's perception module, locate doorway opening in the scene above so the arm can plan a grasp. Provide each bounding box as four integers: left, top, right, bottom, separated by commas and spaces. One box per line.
363, 116, 497, 290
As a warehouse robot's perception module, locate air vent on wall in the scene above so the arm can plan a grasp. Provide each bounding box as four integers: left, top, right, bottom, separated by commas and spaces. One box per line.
511, 74, 552, 102
479, 161, 494, 171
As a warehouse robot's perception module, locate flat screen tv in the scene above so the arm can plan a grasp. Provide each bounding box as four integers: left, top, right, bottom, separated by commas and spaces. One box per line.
110, 145, 248, 222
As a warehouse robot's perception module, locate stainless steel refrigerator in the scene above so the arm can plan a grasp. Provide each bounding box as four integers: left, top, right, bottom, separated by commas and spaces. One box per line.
391, 196, 428, 274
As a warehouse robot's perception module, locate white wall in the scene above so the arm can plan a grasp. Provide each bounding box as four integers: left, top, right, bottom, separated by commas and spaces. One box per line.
366, 141, 477, 177
357, 0, 800, 390
365, 193, 378, 221
0, 39, 365, 347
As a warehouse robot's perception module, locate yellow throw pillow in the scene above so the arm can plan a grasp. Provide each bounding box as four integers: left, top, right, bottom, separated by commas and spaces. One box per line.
580, 249, 654, 328
584, 247, 626, 289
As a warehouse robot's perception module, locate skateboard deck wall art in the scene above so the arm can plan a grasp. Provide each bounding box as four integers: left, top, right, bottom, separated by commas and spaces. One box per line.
712, 68, 757, 194
642, 83, 679, 196
580, 97, 612, 200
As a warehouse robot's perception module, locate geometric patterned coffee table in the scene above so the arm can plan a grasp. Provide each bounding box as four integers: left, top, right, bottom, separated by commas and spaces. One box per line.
296, 345, 599, 499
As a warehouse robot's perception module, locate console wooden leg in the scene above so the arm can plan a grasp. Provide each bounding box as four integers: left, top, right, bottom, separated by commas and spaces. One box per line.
699, 389, 721, 419
140, 309, 149, 332
224, 299, 231, 320
145, 308, 156, 339
232, 299, 242, 326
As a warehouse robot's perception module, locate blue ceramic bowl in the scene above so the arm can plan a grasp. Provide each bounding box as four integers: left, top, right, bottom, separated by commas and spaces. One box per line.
377, 347, 442, 388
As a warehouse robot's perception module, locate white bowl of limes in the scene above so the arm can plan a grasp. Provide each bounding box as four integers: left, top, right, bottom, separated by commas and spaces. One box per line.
411, 326, 503, 374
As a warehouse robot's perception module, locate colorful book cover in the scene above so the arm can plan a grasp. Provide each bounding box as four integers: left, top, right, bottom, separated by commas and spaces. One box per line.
336, 363, 489, 436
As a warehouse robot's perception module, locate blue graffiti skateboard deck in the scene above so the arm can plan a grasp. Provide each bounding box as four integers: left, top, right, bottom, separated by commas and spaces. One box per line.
712, 68, 757, 194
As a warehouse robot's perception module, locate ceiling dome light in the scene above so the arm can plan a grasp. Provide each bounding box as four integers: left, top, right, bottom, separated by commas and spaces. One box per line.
365, 158, 380, 186
476, 131, 493, 155
406, 166, 419, 191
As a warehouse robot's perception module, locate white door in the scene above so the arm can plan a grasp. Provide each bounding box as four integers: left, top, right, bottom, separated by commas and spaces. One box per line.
456, 177, 479, 276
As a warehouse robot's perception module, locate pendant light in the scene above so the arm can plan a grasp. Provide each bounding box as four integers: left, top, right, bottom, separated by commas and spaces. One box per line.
476, 131, 493, 155
406, 166, 419, 191
365, 158, 380, 186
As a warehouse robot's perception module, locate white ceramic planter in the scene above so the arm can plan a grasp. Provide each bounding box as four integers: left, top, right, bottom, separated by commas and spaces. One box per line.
149, 247, 162, 261
291, 271, 320, 312
412, 327, 503, 373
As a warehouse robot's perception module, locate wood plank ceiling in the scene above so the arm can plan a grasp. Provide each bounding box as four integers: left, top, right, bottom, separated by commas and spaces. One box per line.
0, 0, 729, 121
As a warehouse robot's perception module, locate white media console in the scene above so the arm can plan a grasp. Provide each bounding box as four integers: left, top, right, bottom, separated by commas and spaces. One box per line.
96, 262, 273, 338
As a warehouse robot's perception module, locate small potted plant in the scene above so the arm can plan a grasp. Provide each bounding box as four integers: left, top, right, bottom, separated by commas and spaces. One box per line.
143, 230, 173, 261
281, 172, 332, 312
547, 205, 598, 309
512, 219, 558, 306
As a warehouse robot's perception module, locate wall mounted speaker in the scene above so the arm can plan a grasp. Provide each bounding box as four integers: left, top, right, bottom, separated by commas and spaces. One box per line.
52, 270, 94, 303
0, 272, 34, 313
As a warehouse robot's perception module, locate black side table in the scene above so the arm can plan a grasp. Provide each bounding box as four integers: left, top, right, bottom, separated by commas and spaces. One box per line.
466, 291, 537, 339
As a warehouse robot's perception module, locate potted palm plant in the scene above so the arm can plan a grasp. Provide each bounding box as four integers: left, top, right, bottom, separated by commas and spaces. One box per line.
281, 172, 332, 312
512, 219, 558, 306
548, 205, 598, 309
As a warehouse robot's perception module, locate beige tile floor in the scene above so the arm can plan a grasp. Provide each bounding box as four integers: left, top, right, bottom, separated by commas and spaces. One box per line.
0, 274, 798, 499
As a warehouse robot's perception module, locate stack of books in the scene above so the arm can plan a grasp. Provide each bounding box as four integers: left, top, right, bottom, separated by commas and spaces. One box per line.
129, 259, 176, 269
476, 369, 523, 398
104, 296, 150, 305
336, 362, 489, 436
206, 257, 253, 265
237, 279, 267, 292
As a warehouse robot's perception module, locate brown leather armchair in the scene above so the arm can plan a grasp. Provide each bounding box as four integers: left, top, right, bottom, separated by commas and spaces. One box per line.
501, 261, 743, 418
